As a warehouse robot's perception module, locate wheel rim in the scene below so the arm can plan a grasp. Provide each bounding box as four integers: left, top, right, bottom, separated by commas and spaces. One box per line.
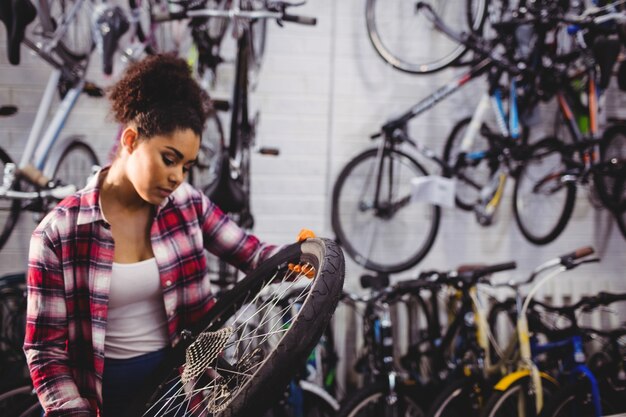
333, 150, 439, 272
138, 240, 344, 417
53, 143, 98, 189
366, 0, 485, 74
515, 144, 572, 242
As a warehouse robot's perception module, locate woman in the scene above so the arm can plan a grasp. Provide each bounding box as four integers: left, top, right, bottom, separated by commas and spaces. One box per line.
24, 54, 311, 416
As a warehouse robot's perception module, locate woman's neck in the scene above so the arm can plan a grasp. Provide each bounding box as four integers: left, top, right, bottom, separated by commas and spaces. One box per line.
100, 161, 151, 213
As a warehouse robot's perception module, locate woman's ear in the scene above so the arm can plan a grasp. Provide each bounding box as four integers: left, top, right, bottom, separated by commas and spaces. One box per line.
120, 126, 139, 154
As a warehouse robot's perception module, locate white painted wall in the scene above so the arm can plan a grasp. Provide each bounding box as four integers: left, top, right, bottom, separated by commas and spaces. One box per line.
1, 0, 624, 396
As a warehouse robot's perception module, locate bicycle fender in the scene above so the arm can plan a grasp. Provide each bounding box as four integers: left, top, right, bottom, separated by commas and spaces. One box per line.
493, 370, 558, 391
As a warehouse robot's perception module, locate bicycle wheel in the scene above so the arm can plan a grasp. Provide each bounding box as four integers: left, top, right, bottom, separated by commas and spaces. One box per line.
365, 0, 487, 74
513, 138, 576, 245
33, 0, 94, 60
336, 380, 425, 417
48, 139, 99, 190
0, 149, 21, 251
594, 124, 626, 210
480, 374, 558, 417
189, 111, 224, 198
427, 377, 485, 417
126, 238, 344, 417
0, 385, 41, 417
537, 377, 621, 417
331, 148, 440, 273
443, 117, 496, 211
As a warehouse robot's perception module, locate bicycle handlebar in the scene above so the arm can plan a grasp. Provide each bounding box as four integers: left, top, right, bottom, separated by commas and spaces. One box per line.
559, 246, 594, 266
153, 1, 316, 25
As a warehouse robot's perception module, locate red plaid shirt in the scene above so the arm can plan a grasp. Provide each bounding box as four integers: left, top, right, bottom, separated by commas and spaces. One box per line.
24, 170, 278, 416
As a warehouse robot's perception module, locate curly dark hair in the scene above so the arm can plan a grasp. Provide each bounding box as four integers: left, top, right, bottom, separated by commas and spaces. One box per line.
108, 54, 209, 138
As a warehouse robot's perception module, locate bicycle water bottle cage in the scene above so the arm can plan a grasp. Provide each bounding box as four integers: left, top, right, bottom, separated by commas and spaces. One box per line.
0, 0, 37, 65
93, 5, 130, 75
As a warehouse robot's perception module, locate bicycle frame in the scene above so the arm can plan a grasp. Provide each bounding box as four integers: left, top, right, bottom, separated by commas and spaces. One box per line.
369, 57, 522, 225
1, 2, 95, 200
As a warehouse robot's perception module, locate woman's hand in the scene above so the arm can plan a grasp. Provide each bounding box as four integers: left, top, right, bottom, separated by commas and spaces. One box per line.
289, 229, 316, 278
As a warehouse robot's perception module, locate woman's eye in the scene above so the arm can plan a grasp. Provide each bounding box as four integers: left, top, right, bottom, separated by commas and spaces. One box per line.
162, 156, 175, 166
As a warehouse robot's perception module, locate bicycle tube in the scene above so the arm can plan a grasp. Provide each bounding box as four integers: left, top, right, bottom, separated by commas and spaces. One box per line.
125, 238, 345, 417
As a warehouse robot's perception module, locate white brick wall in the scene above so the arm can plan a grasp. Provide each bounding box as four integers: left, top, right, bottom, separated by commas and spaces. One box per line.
1, 0, 624, 393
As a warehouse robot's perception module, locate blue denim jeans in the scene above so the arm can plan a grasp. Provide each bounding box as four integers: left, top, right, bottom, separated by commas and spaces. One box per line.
102, 348, 168, 417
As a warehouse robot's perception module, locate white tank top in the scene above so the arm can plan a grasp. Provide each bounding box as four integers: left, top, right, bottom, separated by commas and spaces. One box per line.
104, 258, 170, 359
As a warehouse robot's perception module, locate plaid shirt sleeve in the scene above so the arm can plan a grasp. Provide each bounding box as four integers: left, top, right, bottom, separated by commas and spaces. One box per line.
24, 226, 96, 417
199, 195, 279, 273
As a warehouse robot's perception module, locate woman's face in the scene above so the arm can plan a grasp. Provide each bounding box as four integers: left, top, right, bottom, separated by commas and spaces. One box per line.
126, 128, 200, 205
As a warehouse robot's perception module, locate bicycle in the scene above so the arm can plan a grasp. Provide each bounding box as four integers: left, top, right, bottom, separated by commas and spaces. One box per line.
512, 6, 626, 243
537, 325, 626, 417
0, 0, 102, 251
335, 261, 517, 417
332, 2, 530, 273
116, 238, 344, 417
478, 247, 607, 417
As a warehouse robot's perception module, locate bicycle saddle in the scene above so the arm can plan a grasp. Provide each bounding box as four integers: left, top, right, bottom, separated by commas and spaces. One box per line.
93, 5, 129, 75
0, 0, 37, 65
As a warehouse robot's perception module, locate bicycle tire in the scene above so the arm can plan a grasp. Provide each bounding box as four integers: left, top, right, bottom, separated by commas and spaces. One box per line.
537, 377, 621, 417
336, 380, 426, 417
331, 148, 440, 273
480, 374, 558, 417
513, 138, 576, 245
594, 124, 626, 210
48, 139, 99, 190
189, 110, 224, 198
125, 238, 345, 417
426, 376, 485, 417
33, 0, 94, 60
0, 384, 41, 417
365, 0, 488, 74
443, 117, 497, 211
0, 148, 21, 252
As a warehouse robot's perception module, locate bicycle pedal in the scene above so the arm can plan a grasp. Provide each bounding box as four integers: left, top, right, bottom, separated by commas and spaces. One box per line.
0, 105, 18, 116
212, 99, 230, 112
258, 147, 280, 156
